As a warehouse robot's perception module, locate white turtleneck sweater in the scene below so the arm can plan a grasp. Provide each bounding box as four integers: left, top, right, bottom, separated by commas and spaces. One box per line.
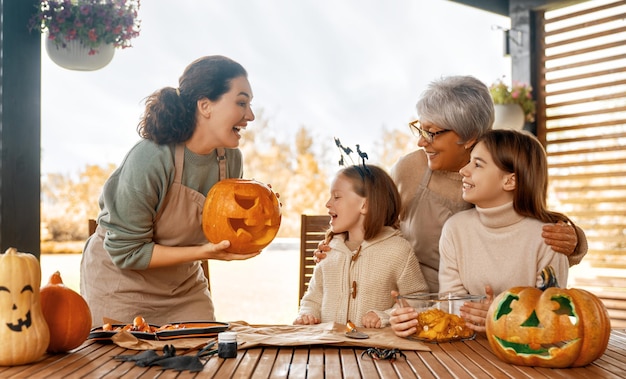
438, 202, 569, 296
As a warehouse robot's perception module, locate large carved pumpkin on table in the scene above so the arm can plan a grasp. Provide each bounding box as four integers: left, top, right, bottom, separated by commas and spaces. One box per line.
202, 179, 282, 254
0, 247, 50, 366
486, 266, 611, 368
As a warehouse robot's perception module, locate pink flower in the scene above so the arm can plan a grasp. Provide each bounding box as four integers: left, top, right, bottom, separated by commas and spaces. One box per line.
88, 29, 98, 42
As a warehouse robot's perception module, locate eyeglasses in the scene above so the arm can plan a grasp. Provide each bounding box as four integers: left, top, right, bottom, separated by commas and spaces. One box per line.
408, 120, 451, 143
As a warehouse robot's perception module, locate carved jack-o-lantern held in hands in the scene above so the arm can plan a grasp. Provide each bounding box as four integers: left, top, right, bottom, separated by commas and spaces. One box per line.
0, 247, 50, 366
203, 179, 282, 254
486, 266, 611, 368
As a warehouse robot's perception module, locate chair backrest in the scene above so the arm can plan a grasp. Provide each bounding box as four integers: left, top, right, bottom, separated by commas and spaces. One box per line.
299, 214, 329, 303
88, 219, 97, 236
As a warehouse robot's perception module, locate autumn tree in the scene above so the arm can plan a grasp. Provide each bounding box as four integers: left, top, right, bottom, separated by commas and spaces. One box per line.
283, 127, 332, 228
42, 163, 116, 240
372, 126, 415, 171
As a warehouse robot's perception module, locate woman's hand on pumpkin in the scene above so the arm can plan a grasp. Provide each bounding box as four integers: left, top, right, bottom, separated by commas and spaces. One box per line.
460, 286, 494, 333
542, 221, 577, 256
389, 290, 419, 337
313, 240, 331, 263
202, 240, 260, 261
361, 311, 382, 328
293, 314, 320, 325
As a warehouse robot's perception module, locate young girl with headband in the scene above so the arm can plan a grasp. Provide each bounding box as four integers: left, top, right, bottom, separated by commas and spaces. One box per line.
295, 143, 428, 328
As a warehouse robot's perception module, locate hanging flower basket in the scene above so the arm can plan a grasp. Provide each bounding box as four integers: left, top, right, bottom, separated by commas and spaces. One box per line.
489, 78, 536, 128
29, 0, 141, 71
45, 34, 115, 71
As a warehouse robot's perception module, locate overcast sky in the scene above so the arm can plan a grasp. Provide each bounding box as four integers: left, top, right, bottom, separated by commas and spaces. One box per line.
41, 0, 511, 175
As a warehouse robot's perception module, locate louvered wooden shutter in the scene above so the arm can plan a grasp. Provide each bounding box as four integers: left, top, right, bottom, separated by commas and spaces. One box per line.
539, 0, 626, 268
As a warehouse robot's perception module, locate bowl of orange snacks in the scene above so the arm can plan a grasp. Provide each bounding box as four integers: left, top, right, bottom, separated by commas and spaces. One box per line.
396, 293, 485, 343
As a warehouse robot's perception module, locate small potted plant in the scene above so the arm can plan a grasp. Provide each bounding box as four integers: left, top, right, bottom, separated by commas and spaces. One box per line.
489, 79, 536, 129
29, 0, 141, 71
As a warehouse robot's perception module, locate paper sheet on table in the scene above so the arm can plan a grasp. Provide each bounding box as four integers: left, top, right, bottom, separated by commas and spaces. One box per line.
110, 321, 430, 352
229, 322, 430, 351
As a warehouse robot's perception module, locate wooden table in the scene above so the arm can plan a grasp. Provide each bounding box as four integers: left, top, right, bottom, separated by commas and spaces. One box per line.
1, 329, 624, 378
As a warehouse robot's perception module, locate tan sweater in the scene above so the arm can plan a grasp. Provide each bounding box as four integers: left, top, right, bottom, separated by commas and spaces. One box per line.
391, 149, 472, 291
439, 202, 569, 296
297, 227, 428, 327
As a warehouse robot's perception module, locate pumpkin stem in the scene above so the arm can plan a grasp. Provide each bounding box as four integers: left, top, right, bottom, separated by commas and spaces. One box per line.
4, 247, 17, 255
538, 265, 559, 290
49, 271, 65, 285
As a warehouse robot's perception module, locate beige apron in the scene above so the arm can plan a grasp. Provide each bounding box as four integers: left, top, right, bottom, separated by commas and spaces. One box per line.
400, 169, 471, 293
81, 145, 225, 326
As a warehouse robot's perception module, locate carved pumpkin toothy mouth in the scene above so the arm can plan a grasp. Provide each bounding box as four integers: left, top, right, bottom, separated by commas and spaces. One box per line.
6, 310, 32, 332
228, 218, 277, 243
494, 336, 580, 356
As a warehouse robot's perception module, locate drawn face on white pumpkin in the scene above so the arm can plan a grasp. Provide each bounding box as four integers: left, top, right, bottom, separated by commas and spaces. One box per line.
0, 248, 50, 367
0, 248, 44, 337
0, 283, 35, 332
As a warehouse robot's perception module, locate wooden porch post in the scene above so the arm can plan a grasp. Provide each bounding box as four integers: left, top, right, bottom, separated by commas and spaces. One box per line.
0, 1, 42, 258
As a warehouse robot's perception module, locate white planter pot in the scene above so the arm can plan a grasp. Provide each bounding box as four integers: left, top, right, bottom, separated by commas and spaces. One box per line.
493, 104, 525, 130
45, 36, 115, 71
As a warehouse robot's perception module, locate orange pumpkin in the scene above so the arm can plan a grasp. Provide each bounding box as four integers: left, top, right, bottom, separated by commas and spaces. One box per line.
40, 271, 92, 353
202, 179, 282, 254
486, 267, 611, 368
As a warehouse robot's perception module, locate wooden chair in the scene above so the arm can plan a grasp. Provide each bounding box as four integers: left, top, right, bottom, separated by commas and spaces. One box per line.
87, 218, 211, 291
299, 214, 329, 303
88, 218, 97, 236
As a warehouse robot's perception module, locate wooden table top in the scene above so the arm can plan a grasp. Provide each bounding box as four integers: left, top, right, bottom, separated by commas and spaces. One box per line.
1, 329, 624, 378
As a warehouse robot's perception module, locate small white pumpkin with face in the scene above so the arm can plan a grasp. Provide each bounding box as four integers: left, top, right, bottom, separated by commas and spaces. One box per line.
0, 247, 50, 366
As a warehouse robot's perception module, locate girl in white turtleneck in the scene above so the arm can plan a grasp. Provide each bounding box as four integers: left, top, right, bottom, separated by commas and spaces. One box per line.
438, 129, 572, 333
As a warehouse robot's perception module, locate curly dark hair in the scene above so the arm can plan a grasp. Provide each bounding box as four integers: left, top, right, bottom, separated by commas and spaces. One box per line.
137, 55, 248, 144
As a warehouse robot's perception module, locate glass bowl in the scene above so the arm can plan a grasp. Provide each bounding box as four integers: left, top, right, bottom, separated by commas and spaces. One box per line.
396, 293, 485, 343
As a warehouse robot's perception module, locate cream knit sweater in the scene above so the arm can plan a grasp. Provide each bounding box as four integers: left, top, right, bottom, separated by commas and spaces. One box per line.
439, 202, 569, 296
298, 227, 428, 327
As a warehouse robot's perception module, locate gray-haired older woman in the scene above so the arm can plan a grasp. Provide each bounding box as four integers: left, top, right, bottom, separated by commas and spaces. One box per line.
387, 75, 587, 337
